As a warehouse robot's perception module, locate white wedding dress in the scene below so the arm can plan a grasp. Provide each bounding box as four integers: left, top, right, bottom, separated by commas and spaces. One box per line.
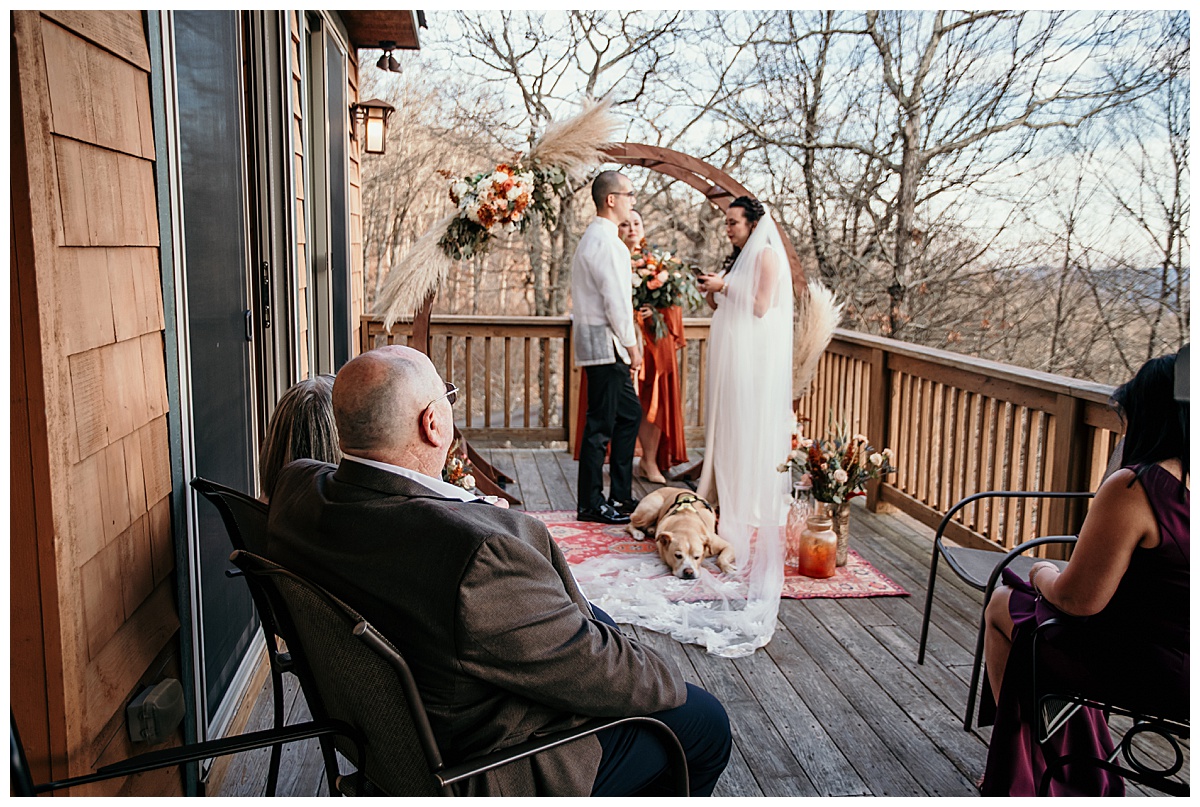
571, 216, 794, 658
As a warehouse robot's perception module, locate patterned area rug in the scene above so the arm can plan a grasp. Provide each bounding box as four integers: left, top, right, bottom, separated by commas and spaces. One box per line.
530, 511, 908, 600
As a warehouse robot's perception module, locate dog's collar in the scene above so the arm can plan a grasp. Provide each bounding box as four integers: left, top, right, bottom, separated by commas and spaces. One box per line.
664, 492, 714, 518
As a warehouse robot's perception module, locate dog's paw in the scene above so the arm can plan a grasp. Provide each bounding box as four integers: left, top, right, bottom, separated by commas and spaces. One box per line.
626, 524, 647, 541
717, 559, 737, 576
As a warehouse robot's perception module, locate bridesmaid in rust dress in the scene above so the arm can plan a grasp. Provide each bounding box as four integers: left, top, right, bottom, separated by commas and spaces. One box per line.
623, 211, 688, 482
979, 352, 1190, 795
574, 211, 689, 481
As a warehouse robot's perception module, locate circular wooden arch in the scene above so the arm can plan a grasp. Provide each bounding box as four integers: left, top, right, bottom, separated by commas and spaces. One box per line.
410, 142, 806, 351
601, 143, 806, 293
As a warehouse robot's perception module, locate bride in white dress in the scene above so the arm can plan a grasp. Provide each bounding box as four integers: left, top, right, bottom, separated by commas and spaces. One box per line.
570, 197, 793, 658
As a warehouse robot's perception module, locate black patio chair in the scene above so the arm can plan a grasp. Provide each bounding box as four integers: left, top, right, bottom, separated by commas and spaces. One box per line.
190, 476, 338, 795
917, 493, 1086, 731
11, 708, 355, 796
1031, 618, 1190, 796
230, 549, 690, 796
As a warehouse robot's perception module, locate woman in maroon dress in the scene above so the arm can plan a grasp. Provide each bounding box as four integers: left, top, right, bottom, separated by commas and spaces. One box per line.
979, 351, 1190, 795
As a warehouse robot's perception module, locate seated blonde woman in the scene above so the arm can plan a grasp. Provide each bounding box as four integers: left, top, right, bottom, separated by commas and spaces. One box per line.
259, 375, 341, 501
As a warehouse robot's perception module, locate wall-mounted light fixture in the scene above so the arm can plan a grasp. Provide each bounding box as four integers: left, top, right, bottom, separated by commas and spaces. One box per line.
351, 97, 396, 155
375, 40, 402, 73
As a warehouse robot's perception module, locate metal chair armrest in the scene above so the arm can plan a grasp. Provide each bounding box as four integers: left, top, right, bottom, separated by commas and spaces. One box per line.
435, 715, 688, 795
981, 535, 1079, 596
31, 719, 357, 794
933, 490, 1094, 553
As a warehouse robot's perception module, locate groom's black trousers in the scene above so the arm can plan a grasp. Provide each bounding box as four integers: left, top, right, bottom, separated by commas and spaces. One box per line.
577, 359, 642, 511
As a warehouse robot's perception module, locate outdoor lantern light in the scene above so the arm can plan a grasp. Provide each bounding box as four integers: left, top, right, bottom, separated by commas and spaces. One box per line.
351, 98, 395, 155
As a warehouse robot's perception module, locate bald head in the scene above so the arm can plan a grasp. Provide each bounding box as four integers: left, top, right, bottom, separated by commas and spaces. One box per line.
332, 346, 447, 459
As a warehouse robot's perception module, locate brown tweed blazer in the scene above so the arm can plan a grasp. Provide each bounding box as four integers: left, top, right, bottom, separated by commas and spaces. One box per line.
265, 459, 686, 795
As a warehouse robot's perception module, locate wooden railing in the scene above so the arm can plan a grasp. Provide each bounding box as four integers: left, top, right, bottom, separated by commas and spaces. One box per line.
796, 331, 1121, 554
362, 315, 1121, 553
362, 315, 715, 447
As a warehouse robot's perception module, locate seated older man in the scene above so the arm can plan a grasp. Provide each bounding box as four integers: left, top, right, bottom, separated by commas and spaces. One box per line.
265, 345, 731, 796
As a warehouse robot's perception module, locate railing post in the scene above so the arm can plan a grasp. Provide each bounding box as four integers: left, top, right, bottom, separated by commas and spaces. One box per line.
1046, 393, 1087, 559
866, 346, 892, 513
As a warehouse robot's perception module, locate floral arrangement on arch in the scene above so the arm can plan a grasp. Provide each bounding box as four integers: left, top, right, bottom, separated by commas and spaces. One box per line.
778, 415, 896, 504
442, 438, 476, 491
439, 162, 567, 261
630, 241, 705, 340
377, 96, 622, 330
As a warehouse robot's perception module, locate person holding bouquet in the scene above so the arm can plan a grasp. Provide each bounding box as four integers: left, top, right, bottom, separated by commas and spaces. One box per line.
622, 210, 690, 484
573, 210, 696, 485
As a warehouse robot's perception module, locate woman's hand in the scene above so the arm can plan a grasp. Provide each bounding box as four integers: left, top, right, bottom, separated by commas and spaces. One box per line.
638, 304, 655, 319
1028, 561, 1058, 594
697, 274, 725, 294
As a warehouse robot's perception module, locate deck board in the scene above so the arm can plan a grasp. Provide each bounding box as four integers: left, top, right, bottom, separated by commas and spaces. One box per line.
213, 449, 1183, 797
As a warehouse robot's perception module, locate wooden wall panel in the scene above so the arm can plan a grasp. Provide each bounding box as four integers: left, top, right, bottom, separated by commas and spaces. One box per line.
41, 10, 150, 71
347, 53, 363, 357
12, 11, 182, 794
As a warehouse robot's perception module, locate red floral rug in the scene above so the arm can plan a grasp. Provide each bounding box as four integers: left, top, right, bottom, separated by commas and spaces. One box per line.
530, 511, 908, 600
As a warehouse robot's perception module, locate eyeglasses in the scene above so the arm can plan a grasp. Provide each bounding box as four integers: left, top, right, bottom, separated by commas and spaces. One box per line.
426, 381, 458, 410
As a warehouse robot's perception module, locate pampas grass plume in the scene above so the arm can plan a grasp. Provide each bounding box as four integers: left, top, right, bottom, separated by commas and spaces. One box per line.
793, 279, 844, 399
377, 213, 456, 330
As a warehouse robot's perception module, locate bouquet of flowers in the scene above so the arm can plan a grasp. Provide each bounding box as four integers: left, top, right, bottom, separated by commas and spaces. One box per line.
778, 416, 896, 504
442, 439, 476, 491
630, 243, 704, 340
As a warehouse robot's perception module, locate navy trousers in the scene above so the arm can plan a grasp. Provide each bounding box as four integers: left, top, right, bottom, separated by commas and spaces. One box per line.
578, 360, 642, 511
589, 607, 732, 797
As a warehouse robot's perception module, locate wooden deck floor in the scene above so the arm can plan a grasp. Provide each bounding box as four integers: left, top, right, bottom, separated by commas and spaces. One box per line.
210, 449, 1184, 797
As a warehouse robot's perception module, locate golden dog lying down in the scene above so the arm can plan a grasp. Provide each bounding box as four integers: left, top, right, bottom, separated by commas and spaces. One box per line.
627, 487, 736, 579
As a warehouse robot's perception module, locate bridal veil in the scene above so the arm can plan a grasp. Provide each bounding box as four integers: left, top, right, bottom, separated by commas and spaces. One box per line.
571, 214, 794, 658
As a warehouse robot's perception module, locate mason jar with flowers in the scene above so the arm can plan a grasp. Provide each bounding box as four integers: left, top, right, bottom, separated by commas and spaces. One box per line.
778, 419, 897, 566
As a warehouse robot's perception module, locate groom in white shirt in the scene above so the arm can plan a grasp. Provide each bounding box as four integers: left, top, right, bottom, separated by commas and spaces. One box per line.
571, 171, 643, 525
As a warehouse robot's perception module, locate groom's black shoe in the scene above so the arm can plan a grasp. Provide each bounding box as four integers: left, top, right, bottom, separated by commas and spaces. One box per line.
577, 501, 630, 525
608, 497, 639, 515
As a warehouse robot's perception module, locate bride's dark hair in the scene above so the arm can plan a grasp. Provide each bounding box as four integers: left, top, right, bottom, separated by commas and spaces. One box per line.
721, 196, 766, 273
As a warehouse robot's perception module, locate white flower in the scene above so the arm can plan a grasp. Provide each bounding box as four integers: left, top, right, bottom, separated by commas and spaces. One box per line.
656, 270, 669, 283
853, 433, 868, 444
489, 171, 508, 184
870, 453, 883, 466
833, 469, 849, 483
800, 438, 814, 449
631, 274, 643, 287
506, 185, 523, 200
673, 271, 682, 279
777, 462, 790, 473
465, 202, 482, 223
461, 474, 476, 490
451, 181, 471, 200
882, 447, 894, 460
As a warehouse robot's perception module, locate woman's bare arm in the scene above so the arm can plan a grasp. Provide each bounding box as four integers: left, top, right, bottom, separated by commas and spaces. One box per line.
753, 250, 778, 318
1029, 468, 1159, 616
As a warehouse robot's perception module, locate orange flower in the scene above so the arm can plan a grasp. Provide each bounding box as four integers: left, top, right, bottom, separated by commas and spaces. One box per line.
646, 277, 663, 290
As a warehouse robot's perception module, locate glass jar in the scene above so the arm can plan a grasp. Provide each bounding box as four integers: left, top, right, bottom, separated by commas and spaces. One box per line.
784, 485, 812, 571
796, 507, 837, 579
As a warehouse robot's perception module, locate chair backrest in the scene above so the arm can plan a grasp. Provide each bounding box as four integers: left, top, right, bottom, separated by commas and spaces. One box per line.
231, 550, 446, 796
190, 477, 270, 554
